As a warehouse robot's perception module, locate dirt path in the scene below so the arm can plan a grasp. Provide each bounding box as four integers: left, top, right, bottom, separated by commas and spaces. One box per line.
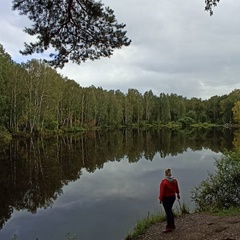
133, 213, 240, 240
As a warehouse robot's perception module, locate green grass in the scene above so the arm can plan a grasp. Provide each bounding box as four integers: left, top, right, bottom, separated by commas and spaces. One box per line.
125, 211, 166, 240
212, 206, 240, 217
125, 201, 190, 240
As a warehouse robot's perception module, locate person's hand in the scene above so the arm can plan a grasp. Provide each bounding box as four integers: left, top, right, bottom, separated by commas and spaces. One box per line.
177, 194, 180, 200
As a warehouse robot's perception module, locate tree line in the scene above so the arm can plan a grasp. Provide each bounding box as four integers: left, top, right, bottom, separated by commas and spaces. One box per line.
1, 43, 240, 135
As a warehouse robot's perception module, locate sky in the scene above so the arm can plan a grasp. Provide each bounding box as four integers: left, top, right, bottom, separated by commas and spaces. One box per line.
1, 0, 240, 100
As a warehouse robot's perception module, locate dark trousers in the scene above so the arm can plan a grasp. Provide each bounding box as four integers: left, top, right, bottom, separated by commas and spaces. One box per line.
162, 195, 176, 228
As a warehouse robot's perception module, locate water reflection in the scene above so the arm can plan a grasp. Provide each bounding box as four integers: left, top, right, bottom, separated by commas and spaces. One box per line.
0, 128, 235, 240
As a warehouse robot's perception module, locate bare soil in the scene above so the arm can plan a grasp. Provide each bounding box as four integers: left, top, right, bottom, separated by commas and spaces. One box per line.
133, 213, 240, 240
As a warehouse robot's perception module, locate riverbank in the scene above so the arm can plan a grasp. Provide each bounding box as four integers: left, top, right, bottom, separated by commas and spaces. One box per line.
127, 212, 240, 240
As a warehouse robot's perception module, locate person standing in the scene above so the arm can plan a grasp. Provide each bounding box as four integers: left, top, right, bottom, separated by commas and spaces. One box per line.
159, 168, 180, 233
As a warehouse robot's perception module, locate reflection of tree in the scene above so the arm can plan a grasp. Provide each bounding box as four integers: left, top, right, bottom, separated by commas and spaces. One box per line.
0, 128, 235, 228
9, 139, 65, 213
0, 164, 14, 229
233, 129, 240, 150
0, 138, 73, 229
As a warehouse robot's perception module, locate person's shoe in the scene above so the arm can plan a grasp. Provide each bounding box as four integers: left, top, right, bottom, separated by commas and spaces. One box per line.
162, 228, 172, 233
172, 224, 176, 229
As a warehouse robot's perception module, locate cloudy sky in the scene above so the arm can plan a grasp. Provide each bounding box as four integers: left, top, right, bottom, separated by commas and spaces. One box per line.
1, 0, 240, 100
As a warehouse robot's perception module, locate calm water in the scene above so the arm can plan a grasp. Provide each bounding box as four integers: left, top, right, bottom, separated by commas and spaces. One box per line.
0, 128, 235, 240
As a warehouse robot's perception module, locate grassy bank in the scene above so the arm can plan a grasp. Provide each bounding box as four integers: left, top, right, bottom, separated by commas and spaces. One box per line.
125, 202, 189, 240
124, 205, 240, 240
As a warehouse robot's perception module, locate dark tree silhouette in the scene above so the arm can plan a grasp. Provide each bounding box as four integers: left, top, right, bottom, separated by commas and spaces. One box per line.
12, 0, 131, 68
205, 0, 220, 16
12, 0, 219, 68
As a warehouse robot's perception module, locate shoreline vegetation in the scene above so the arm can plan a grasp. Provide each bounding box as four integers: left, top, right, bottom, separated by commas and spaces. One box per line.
125, 202, 190, 240
125, 150, 240, 239
125, 205, 240, 240
0, 122, 223, 141
125, 208, 240, 240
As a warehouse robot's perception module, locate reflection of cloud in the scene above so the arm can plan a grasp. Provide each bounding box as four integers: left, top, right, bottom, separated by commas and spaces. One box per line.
1, 148, 221, 240
53, 199, 83, 209
54, 148, 219, 207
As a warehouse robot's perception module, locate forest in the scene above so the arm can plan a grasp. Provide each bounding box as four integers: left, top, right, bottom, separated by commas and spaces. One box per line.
1, 43, 240, 136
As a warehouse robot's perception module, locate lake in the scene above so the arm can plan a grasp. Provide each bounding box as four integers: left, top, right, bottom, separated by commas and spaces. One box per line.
0, 128, 236, 240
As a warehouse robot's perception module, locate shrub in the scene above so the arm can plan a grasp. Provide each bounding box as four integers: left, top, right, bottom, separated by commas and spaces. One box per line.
178, 117, 195, 127
192, 151, 240, 212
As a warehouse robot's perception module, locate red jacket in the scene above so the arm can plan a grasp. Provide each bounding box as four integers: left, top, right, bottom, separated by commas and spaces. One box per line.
159, 178, 179, 202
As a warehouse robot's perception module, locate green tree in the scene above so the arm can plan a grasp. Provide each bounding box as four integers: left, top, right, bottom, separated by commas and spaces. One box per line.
186, 97, 207, 123
168, 94, 186, 122
86, 87, 107, 126
143, 90, 155, 123
80, 85, 101, 127
159, 93, 170, 124
0, 44, 12, 126
18, 59, 64, 133
105, 90, 122, 126
123, 95, 132, 125
232, 101, 240, 124
220, 90, 240, 124
60, 79, 83, 129
12, 0, 131, 68
5, 63, 27, 132
185, 110, 197, 121
206, 95, 222, 123
151, 95, 161, 123
115, 90, 126, 125
126, 89, 143, 125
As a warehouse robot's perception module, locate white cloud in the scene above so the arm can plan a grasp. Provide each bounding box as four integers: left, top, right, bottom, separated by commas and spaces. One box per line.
1, 0, 240, 100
